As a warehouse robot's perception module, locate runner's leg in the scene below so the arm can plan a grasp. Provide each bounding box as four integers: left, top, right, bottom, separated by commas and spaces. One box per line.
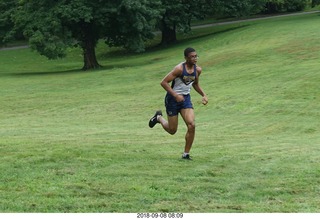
158, 115, 178, 135
180, 108, 195, 153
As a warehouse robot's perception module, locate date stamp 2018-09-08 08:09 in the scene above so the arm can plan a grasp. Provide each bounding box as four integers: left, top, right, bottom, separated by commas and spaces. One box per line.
137, 213, 184, 219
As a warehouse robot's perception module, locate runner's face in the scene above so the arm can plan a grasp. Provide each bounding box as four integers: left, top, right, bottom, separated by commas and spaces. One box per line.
185, 52, 198, 64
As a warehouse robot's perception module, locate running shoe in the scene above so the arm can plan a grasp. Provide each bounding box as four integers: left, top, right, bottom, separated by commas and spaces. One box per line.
148, 110, 162, 128
182, 154, 192, 160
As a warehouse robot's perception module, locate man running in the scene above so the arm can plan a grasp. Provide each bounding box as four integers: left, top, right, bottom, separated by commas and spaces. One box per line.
149, 47, 208, 160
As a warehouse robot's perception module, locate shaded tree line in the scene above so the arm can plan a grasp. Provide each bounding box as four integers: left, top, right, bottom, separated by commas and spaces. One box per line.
1, 0, 319, 70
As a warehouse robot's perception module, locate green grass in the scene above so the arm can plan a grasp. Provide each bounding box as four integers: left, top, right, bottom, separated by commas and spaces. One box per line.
1, 13, 320, 213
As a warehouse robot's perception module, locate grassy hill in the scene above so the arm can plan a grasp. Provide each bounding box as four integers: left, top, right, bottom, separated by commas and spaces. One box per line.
0, 12, 320, 212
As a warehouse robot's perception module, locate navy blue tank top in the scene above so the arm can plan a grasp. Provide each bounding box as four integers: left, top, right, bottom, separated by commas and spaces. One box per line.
171, 63, 197, 95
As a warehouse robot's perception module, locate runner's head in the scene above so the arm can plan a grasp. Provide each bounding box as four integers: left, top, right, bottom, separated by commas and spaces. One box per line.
184, 47, 198, 64
184, 47, 195, 57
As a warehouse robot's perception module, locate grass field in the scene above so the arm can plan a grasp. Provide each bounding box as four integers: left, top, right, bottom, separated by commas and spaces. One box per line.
1, 13, 320, 213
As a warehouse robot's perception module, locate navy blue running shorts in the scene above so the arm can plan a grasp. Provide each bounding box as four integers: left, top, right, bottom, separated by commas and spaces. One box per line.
165, 93, 193, 116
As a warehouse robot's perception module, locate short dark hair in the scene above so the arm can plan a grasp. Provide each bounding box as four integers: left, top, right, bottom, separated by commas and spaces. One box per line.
184, 47, 196, 57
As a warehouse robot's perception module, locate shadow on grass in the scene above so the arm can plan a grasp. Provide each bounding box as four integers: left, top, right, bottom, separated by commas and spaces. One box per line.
2, 64, 140, 78
3, 68, 87, 77
3, 67, 117, 78
3, 24, 250, 77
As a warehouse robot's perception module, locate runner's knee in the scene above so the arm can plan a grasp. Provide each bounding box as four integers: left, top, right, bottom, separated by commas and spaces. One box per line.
187, 122, 195, 132
168, 128, 177, 135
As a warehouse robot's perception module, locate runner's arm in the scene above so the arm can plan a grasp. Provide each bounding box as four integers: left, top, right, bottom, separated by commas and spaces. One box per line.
160, 65, 184, 102
192, 67, 208, 105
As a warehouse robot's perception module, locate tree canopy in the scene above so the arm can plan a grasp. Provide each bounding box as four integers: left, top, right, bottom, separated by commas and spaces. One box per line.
6, 0, 161, 70
0, 0, 19, 44
1, 0, 319, 70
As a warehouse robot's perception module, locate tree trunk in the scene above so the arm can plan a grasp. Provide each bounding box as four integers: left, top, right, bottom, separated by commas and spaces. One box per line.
160, 19, 177, 46
81, 23, 101, 70
82, 42, 101, 70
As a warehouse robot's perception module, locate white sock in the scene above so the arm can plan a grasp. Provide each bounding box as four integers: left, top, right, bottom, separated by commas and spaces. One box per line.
183, 152, 189, 157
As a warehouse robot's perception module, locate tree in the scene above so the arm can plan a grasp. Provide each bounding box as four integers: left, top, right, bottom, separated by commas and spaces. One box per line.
0, 0, 19, 45
263, 0, 309, 13
158, 0, 212, 45
220, 0, 266, 17
157, 0, 266, 45
105, 0, 162, 53
158, 0, 180, 45
284, 0, 308, 12
10, 0, 161, 70
312, 0, 320, 7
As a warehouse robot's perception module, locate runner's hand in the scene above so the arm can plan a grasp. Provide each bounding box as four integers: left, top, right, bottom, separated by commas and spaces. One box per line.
202, 95, 208, 105
175, 94, 185, 102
